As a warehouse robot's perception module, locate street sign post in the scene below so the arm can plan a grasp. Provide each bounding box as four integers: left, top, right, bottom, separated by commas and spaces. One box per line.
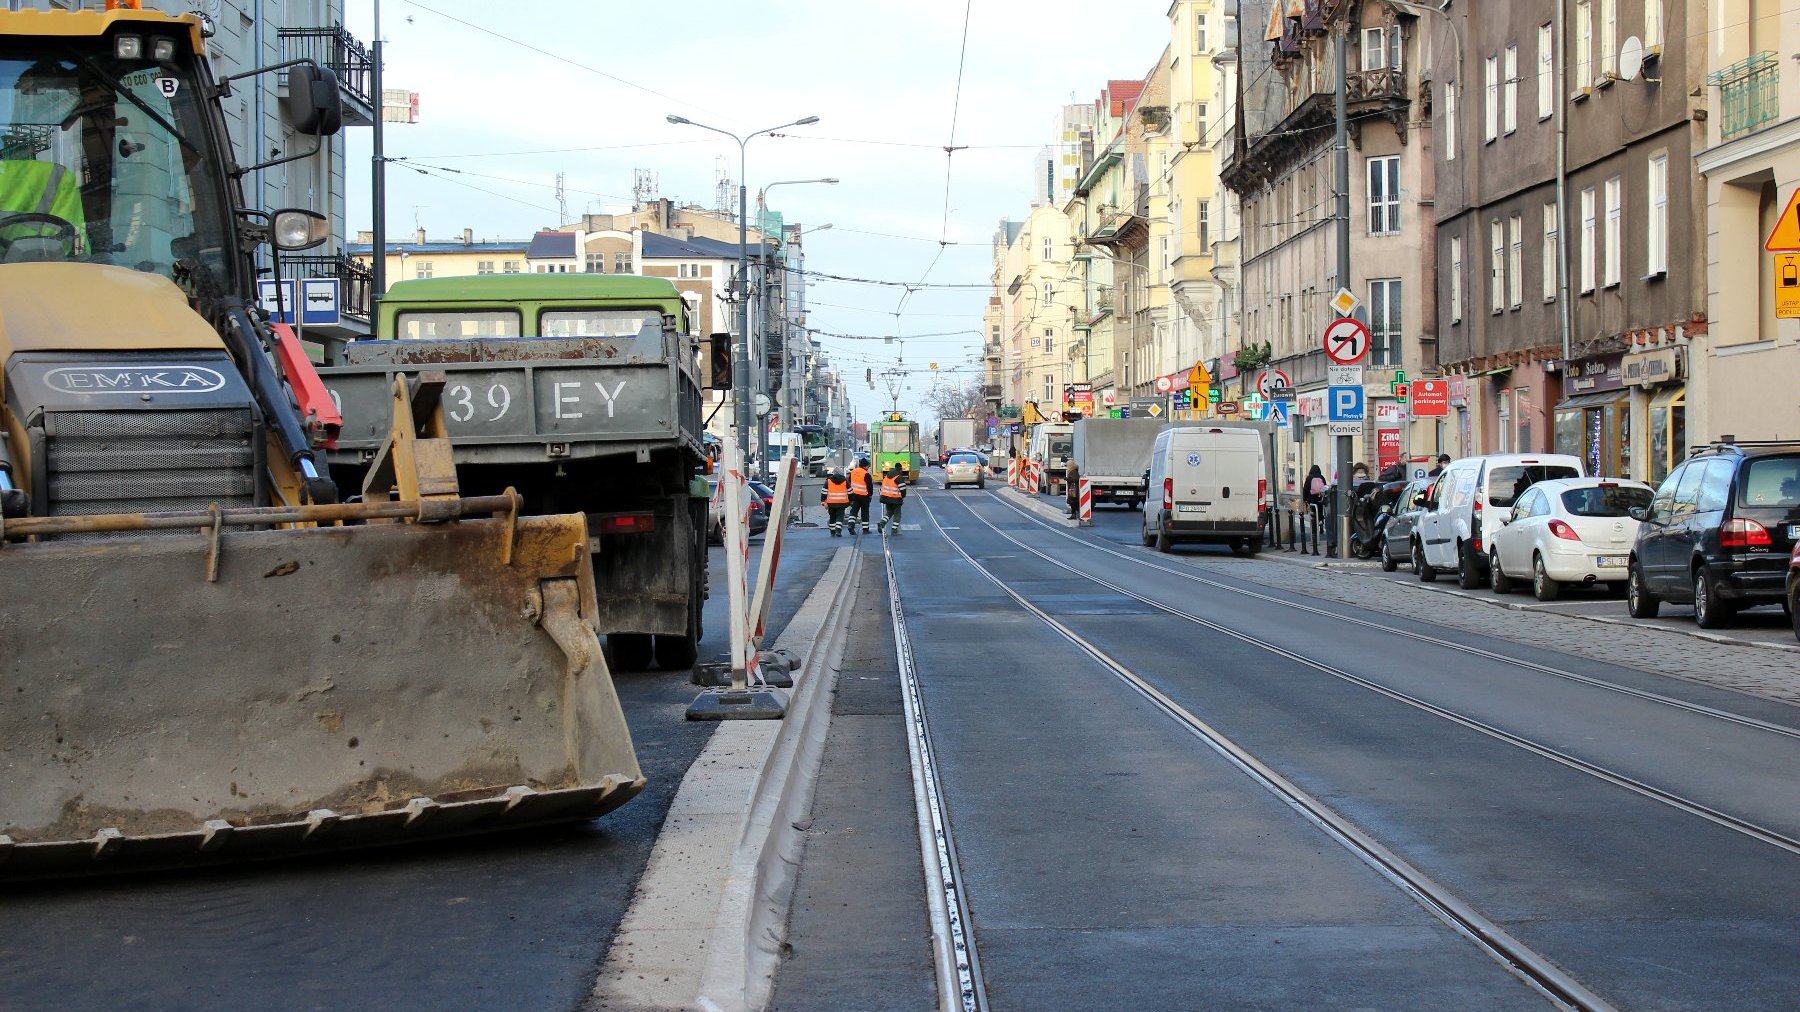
1323, 317, 1371, 365
1326, 364, 1363, 388
1328, 385, 1365, 422
1330, 287, 1361, 317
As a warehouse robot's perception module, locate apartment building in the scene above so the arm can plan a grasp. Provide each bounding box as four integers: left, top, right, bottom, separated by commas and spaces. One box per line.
1165, 0, 1239, 399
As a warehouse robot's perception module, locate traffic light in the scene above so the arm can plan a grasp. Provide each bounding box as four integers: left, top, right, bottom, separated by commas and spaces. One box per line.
705, 333, 732, 390
865, 367, 874, 388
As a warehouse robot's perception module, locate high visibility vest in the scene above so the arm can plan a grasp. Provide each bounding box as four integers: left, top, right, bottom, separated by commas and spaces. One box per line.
848, 467, 871, 496
880, 474, 903, 500
824, 478, 850, 505
0, 161, 84, 234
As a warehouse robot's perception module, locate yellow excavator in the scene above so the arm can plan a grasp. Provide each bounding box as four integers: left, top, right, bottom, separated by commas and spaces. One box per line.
0, 7, 642, 878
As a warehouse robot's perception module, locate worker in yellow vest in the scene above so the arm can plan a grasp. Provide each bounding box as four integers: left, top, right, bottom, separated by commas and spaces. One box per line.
846, 457, 873, 535
0, 159, 84, 259
877, 462, 908, 536
821, 469, 852, 537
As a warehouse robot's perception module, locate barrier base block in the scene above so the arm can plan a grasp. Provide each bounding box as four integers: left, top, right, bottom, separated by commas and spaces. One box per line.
685, 687, 789, 721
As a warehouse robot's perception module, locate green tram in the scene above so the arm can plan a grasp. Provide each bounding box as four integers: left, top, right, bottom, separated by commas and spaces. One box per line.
872, 412, 923, 482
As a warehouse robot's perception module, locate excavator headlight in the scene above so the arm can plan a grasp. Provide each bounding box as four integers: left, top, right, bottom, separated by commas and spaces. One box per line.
115, 34, 144, 59
272, 208, 329, 251
152, 38, 177, 62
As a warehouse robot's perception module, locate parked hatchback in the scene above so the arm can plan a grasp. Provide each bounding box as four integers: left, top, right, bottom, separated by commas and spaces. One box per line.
1627, 442, 1800, 627
1488, 478, 1653, 600
943, 451, 986, 488
1379, 477, 1434, 572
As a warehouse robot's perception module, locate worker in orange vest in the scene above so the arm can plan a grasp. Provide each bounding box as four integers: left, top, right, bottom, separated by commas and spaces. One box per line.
877, 462, 908, 536
847, 457, 873, 535
821, 469, 852, 537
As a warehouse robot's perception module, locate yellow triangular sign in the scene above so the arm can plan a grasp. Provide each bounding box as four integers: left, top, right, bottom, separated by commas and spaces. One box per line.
1189, 360, 1212, 387
1767, 186, 1800, 252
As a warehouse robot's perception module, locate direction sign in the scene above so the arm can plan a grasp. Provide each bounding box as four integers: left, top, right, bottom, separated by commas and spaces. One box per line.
1411, 379, 1450, 417
1330, 287, 1361, 317
1328, 385, 1365, 422
1323, 317, 1372, 365
1266, 385, 1296, 400
1256, 369, 1292, 399
1327, 364, 1363, 387
1766, 186, 1800, 252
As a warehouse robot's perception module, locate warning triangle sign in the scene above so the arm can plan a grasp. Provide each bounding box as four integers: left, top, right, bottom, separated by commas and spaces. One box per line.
1767, 186, 1800, 252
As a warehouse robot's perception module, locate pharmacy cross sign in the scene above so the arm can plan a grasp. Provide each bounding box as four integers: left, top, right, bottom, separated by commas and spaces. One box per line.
1322, 317, 1372, 365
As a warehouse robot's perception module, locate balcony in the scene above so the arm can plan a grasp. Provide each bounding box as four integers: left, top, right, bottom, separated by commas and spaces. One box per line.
1710, 52, 1780, 141
281, 253, 373, 320
279, 27, 376, 126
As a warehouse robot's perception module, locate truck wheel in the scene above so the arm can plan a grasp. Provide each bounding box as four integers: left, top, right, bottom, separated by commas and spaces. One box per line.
655, 633, 698, 671
608, 633, 654, 672
1155, 527, 1172, 554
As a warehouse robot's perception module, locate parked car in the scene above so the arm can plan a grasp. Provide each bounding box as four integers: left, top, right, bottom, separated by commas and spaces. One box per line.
1414, 453, 1585, 587
707, 478, 772, 543
1627, 442, 1800, 628
1787, 544, 1800, 642
943, 450, 986, 488
1488, 478, 1653, 600
1380, 477, 1435, 572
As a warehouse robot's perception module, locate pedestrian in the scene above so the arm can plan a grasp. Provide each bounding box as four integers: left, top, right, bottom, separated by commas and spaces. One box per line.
847, 456, 873, 534
1304, 464, 1327, 507
1351, 461, 1370, 485
821, 469, 851, 537
1066, 461, 1082, 518
877, 462, 907, 535
1428, 453, 1451, 478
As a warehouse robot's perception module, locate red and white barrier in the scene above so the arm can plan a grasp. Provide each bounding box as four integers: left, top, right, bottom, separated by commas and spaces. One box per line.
1078, 477, 1093, 525
1007, 457, 1019, 487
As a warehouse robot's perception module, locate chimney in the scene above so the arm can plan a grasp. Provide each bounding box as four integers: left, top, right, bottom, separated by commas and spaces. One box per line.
355, 229, 372, 244
462, 228, 473, 245
415, 227, 426, 245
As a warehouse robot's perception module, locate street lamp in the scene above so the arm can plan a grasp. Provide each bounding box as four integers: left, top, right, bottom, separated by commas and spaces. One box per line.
665, 113, 821, 474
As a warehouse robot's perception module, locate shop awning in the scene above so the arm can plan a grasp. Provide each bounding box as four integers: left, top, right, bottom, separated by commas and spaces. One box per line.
1554, 388, 1630, 412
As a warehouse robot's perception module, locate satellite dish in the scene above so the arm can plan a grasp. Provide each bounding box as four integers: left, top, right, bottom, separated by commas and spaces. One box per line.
1619, 36, 1646, 82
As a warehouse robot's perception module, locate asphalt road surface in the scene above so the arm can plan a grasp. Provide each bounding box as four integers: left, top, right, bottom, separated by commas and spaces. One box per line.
0, 538, 834, 1012
774, 480, 1800, 1009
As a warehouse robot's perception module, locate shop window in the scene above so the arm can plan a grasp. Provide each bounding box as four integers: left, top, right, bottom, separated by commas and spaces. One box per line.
1648, 388, 1685, 483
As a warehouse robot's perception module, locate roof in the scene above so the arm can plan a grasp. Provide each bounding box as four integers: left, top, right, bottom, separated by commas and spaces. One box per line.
347, 241, 530, 255
526, 231, 577, 259
379, 273, 684, 305
641, 231, 776, 260
1106, 80, 1145, 117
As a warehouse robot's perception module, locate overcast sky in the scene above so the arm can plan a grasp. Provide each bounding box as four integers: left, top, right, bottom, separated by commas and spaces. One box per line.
343, 1, 1169, 423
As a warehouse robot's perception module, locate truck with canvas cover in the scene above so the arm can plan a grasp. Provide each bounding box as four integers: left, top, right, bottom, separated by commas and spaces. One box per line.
315, 273, 715, 672
0, 8, 642, 879
1072, 416, 1164, 510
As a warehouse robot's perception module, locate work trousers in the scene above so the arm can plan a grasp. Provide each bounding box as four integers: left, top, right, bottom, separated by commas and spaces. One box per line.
879, 497, 904, 532
849, 494, 871, 530
826, 504, 847, 535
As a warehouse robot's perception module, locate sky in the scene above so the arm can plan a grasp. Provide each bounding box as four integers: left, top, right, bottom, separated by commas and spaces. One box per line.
343, 0, 1170, 425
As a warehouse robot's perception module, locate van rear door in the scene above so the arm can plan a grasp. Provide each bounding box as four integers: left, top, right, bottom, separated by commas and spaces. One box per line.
1170, 431, 1261, 524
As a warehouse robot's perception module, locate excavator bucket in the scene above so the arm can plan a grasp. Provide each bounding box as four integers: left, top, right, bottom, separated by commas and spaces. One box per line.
0, 506, 645, 880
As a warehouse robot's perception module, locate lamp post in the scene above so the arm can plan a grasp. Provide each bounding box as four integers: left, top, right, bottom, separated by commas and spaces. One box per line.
370, 0, 386, 317
665, 113, 820, 480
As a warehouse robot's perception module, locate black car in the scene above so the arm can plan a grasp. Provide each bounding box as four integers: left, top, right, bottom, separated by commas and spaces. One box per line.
1627, 441, 1800, 627
1380, 477, 1435, 573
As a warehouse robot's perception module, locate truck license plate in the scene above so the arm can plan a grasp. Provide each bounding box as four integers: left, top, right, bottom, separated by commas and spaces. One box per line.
1177, 504, 1206, 514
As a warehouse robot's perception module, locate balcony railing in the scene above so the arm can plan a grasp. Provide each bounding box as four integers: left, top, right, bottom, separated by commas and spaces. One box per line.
1710, 52, 1780, 140
278, 27, 376, 126
281, 253, 373, 321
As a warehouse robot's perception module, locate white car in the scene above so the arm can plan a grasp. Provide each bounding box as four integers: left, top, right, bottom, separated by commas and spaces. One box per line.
1487, 477, 1654, 600
943, 450, 986, 488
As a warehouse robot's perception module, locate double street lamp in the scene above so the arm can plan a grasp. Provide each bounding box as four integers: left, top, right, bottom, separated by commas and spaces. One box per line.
665, 113, 820, 475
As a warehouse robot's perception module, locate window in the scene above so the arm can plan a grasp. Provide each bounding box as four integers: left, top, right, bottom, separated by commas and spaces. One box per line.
1696, 458, 1735, 512
397, 310, 522, 340
1196, 101, 1208, 140
1160, 235, 1170, 272
1043, 283, 1054, 306
1603, 175, 1621, 287
1197, 13, 1207, 51
1646, 155, 1668, 277
1580, 187, 1597, 293
416, 260, 433, 279
1538, 24, 1554, 119
1391, 25, 1404, 72
1444, 84, 1457, 160
1369, 278, 1401, 367
1367, 155, 1401, 235
1490, 220, 1506, 313
1043, 236, 1053, 260
1198, 201, 1211, 251
1576, 0, 1593, 89
1671, 459, 1705, 516
1645, 0, 1662, 48
1503, 45, 1519, 133
613, 252, 630, 273
1362, 27, 1388, 71
1600, 0, 1617, 79
477, 260, 495, 275
586, 253, 604, 273
1043, 328, 1054, 355
1509, 214, 1524, 308
1484, 56, 1499, 141
1043, 375, 1054, 402
1450, 235, 1464, 322
1543, 202, 1559, 301
503, 260, 522, 274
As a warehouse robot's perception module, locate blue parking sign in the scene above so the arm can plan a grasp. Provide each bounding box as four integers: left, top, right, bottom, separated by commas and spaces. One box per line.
1328, 385, 1365, 422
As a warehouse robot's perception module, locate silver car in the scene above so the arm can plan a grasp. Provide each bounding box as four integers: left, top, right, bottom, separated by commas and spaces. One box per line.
943, 451, 986, 489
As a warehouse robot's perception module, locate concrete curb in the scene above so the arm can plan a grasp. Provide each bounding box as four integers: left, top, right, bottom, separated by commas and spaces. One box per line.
994, 484, 1079, 528
592, 547, 863, 1012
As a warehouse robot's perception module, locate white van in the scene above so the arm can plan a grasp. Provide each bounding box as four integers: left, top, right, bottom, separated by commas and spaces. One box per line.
1142, 426, 1267, 554
1414, 452, 1585, 587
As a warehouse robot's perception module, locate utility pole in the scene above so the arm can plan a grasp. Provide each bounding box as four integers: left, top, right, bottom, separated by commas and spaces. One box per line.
1334, 25, 1354, 560
369, 0, 386, 318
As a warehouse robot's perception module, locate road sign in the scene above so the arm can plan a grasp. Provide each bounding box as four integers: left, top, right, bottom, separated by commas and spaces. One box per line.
1766, 186, 1800, 252
1154, 375, 1173, 394
1217, 400, 1240, 415
1144, 402, 1165, 418
1267, 385, 1296, 400
301, 277, 341, 325
1256, 369, 1292, 399
1330, 287, 1361, 317
257, 280, 295, 323
1328, 385, 1365, 422
1323, 317, 1371, 365
1188, 360, 1212, 389
1778, 252, 1800, 319
1327, 421, 1362, 436
1327, 364, 1363, 387
1411, 379, 1450, 417
1269, 399, 1291, 426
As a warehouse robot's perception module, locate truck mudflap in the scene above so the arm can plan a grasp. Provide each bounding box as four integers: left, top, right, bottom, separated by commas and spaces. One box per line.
0, 504, 644, 880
